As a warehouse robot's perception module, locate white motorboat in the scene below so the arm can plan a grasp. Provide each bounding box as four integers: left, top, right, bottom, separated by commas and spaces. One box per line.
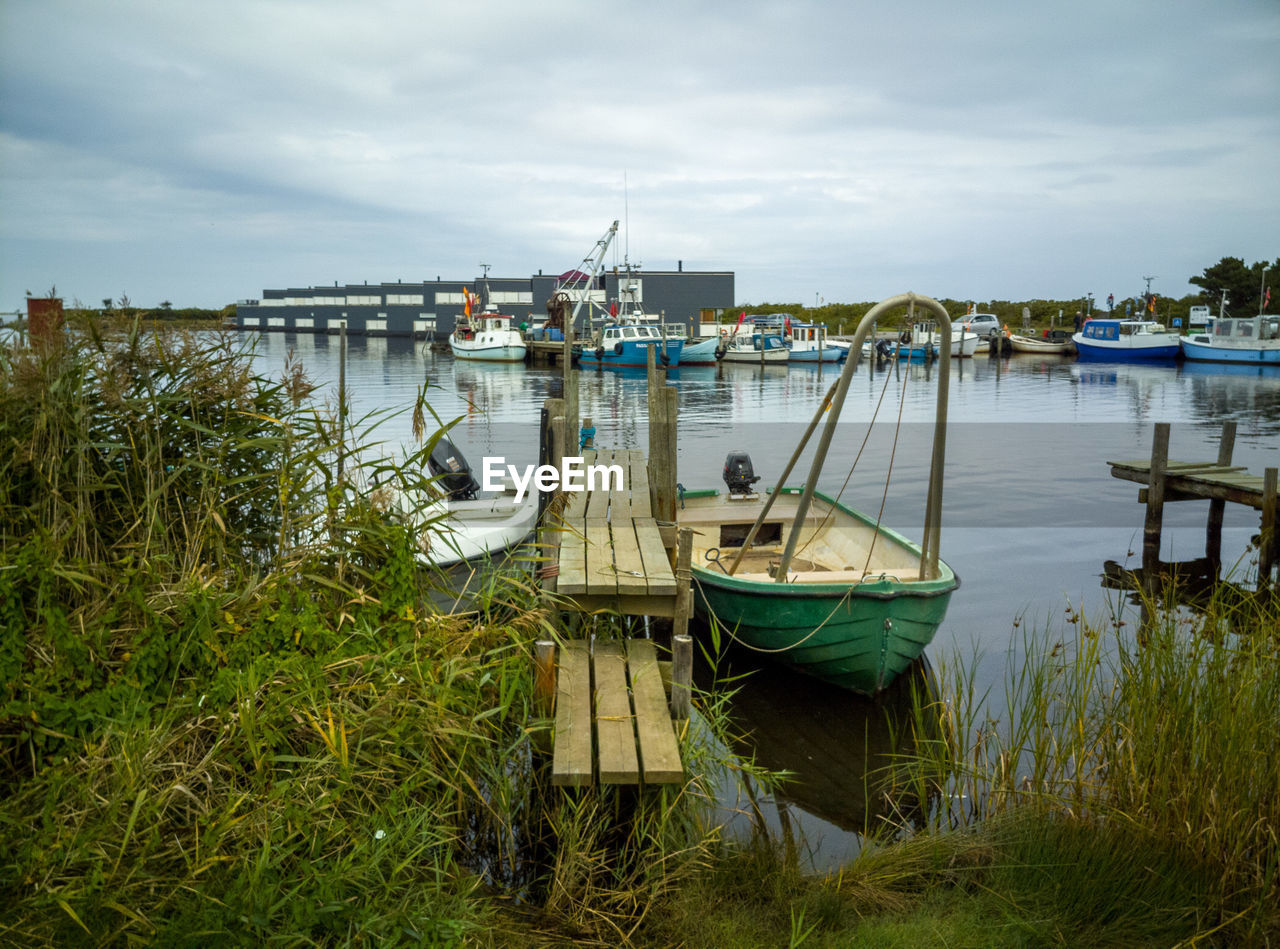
718, 330, 789, 363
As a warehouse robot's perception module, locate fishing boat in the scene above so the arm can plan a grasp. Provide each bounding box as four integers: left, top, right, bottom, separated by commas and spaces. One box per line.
911, 320, 980, 358
1071, 318, 1180, 362
681, 293, 959, 695
449, 286, 527, 363
680, 335, 722, 366
1008, 333, 1074, 355
1180, 315, 1280, 365
717, 330, 789, 363
576, 264, 685, 368
787, 320, 844, 363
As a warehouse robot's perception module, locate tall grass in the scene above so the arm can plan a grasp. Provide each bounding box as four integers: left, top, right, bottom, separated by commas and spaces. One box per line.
0, 322, 744, 945
898, 584, 1280, 943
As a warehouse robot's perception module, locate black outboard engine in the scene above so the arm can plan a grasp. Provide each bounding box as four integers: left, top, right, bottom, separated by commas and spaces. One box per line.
722, 451, 761, 495
427, 436, 480, 501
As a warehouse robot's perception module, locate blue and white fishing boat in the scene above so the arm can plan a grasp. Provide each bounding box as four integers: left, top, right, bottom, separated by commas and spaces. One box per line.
1071, 319, 1181, 362
1180, 315, 1280, 365
787, 321, 844, 363
576, 268, 684, 368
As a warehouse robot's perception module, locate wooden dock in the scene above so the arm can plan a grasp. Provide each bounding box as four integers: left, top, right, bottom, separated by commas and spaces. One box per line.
1108, 421, 1278, 585
534, 345, 693, 787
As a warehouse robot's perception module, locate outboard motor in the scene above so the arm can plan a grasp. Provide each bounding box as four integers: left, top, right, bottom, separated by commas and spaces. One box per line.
722, 451, 761, 495
427, 436, 480, 501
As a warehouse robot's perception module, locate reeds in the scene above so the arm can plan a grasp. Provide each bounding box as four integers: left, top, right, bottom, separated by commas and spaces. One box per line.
0, 323, 742, 945
895, 584, 1280, 943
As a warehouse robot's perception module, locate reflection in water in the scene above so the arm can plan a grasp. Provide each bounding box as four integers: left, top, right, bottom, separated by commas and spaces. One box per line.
705, 642, 939, 868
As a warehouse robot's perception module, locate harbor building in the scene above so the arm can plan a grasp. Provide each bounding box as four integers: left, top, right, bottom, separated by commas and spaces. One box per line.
234, 265, 735, 339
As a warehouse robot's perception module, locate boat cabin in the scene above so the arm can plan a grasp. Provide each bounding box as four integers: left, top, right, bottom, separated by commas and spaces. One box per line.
1079, 319, 1167, 341
601, 323, 664, 344
789, 322, 828, 345
1204, 316, 1280, 341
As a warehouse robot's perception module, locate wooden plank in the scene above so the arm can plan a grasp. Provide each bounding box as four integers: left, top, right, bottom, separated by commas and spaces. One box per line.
585, 448, 614, 520
629, 452, 652, 518
584, 517, 617, 596
557, 520, 588, 595
610, 521, 651, 597
552, 641, 593, 787
626, 640, 684, 784
611, 449, 634, 520
634, 518, 677, 596
594, 641, 640, 783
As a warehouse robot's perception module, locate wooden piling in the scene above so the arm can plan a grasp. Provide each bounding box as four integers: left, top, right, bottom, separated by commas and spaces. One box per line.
563, 322, 578, 462
534, 640, 556, 716
671, 630, 693, 720
1205, 420, 1236, 568
1142, 423, 1171, 578
650, 386, 678, 524
1262, 467, 1278, 586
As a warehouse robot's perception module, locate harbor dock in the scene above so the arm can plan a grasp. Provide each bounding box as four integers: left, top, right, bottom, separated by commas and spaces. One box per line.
535, 347, 693, 788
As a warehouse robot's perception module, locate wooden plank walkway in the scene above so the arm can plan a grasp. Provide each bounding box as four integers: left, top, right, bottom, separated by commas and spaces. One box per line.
551, 638, 684, 787
553, 448, 679, 617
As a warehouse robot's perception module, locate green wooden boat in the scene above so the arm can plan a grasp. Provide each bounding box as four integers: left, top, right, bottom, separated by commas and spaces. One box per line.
679, 486, 958, 695
681, 292, 961, 696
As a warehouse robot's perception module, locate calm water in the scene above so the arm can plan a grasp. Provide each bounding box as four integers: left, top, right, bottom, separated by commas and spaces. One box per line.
246, 331, 1280, 869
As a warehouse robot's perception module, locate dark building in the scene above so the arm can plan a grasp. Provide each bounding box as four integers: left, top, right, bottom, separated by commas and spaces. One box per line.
234, 266, 735, 339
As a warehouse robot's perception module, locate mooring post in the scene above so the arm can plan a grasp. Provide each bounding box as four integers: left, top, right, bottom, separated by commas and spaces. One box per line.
1261, 467, 1278, 588
563, 324, 578, 462
671, 633, 692, 720
1142, 423, 1171, 580
650, 385, 678, 524
534, 640, 557, 716
1206, 420, 1237, 568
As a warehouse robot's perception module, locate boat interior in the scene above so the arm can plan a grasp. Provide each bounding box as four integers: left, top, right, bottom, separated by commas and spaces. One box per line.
677, 491, 928, 584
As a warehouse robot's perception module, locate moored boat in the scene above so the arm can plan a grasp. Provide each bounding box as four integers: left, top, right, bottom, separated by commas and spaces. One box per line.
682, 292, 960, 695
680, 336, 722, 366
1180, 315, 1280, 364
1008, 333, 1074, 355
449, 285, 527, 363
717, 330, 789, 363
682, 486, 957, 694
787, 321, 844, 363
391, 436, 538, 567
1071, 318, 1180, 362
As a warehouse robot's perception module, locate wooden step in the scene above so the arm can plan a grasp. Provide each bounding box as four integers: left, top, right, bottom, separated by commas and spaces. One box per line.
551, 638, 684, 787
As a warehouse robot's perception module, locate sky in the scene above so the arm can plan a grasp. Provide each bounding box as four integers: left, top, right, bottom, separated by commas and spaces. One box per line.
2, 0, 1277, 312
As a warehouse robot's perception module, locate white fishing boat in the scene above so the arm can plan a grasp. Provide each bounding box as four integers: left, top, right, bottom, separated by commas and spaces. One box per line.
912, 320, 980, 357
1180, 315, 1280, 365
449, 285, 528, 363
718, 330, 789, 363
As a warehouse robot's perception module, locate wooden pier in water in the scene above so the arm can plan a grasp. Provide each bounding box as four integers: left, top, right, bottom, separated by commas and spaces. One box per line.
1108, 421, 1278, 587
535, 344, 693, 788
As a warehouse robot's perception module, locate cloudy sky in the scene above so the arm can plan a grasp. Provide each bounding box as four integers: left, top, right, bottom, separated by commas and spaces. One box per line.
2, 0, 1277, 312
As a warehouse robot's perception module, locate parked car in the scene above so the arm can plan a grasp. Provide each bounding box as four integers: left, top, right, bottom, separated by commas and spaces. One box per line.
963, 313, 1003, 340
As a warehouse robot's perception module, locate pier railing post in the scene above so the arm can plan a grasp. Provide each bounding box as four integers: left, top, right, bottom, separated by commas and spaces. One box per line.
651, 386, 678, 524
1206, 420, 1236, 569
1262, 467, 1277, 588
1142, 423, 1171, 582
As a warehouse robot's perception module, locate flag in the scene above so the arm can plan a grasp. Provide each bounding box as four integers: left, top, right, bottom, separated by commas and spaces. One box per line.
464, 288, 473, 317
609, 302, 618, 316
1265, 287, 1272, 310
1107, 293, 1114, 309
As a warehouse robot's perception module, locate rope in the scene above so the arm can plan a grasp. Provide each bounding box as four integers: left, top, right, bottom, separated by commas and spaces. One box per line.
861, 355, 913, 575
